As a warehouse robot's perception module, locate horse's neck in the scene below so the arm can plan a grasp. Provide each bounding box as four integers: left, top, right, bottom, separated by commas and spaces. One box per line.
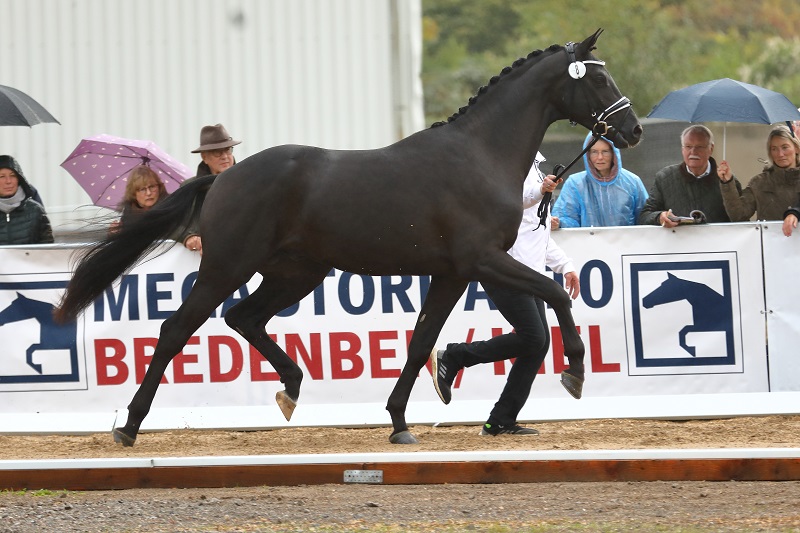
447, 52, 566, 180
686, 283, 722, 304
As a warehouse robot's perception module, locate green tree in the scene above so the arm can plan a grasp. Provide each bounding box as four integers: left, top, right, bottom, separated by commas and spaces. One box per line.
740, 38, 800, 100
421, 0, 800, 126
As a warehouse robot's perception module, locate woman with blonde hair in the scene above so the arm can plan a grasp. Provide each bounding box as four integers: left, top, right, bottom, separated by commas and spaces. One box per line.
718, 124, 800, 222
114, 165, 168, 229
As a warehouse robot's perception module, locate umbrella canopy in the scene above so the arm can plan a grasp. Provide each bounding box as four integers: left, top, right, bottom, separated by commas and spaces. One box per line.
0, 85, 60, 127
647, 78, 800, 158
647, 78, 800, 124
61, 134, 192, 209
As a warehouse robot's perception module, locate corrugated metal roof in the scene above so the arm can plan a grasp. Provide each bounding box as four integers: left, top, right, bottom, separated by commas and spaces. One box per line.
0, 0, 423, 231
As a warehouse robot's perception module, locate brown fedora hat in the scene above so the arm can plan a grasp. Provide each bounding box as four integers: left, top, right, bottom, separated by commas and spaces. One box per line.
191, 123, 242, 153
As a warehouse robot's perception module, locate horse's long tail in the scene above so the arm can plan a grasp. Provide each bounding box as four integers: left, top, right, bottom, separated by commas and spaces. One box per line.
54, 174, 218, 323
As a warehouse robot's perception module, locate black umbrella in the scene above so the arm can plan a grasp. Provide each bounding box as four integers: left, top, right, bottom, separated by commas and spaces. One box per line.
0, 85, 60, 127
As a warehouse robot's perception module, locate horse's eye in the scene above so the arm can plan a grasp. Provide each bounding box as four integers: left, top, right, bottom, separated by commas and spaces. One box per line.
592, 75, 608, 88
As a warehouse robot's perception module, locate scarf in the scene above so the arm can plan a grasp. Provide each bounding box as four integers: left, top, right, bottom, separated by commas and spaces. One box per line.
0, 187, 25, 214
588, 159, 618, 183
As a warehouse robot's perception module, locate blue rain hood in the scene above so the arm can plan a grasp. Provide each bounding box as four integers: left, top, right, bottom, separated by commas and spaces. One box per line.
552, 132, 648, 227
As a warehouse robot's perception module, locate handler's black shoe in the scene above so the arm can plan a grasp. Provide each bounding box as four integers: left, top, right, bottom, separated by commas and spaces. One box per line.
480, 423, 539, 436
430, 348, 457, 405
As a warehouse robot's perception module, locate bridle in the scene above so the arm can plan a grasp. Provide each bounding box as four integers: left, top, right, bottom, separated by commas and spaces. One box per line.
536, 42, 633, 228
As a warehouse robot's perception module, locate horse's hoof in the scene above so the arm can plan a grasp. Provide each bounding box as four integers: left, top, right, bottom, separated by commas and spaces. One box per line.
388, 430, 418, 444
112, 428, 136, 447
560, 370, 584, 399
275, 390, 297, 421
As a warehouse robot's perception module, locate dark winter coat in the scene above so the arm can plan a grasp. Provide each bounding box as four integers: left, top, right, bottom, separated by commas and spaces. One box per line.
0, 198, 54, 244
720, 165, 800, 221
177, 160, 226, 244
638, 158, 742, 225
0, 155, 54, 245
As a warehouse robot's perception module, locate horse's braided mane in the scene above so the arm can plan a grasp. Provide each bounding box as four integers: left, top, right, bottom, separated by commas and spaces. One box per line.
429, 43, 563, 128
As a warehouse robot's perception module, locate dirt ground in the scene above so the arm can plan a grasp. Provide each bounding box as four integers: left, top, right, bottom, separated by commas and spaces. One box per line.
1, 415, 800, 459
1, 416, 799, 532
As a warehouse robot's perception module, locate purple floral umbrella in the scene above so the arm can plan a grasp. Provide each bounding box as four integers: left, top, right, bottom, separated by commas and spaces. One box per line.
61, 134, 192, 210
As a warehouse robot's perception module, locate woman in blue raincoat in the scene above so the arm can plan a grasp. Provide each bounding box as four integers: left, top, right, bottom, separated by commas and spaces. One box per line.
552, 132, 648, 227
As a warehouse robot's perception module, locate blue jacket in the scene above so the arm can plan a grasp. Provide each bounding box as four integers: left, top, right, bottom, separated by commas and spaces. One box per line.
552, 133, 648, 227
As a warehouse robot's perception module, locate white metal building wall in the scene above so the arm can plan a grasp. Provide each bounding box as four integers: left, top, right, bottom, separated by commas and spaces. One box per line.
0, 0, 424, 230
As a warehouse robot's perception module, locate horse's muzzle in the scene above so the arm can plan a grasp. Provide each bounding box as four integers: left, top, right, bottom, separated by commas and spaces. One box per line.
609, 122, 643, 148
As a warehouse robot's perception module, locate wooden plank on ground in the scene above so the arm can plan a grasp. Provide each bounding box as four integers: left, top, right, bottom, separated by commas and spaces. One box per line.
3, 458, 800, 491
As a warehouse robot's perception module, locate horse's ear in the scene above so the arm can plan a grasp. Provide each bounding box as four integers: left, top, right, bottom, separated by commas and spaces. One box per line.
580, 28, 603, 53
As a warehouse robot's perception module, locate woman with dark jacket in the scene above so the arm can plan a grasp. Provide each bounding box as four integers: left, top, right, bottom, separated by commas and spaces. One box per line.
0, 155, 54, 245
718, 125, 800, 222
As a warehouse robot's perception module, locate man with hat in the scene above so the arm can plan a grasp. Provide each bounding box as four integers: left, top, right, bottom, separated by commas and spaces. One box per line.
181, 124, 241, 253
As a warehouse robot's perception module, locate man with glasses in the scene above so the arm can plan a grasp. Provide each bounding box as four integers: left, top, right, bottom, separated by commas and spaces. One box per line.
638, 125, 741, 227
552, 132, 648, 227
181, 124, 241, 253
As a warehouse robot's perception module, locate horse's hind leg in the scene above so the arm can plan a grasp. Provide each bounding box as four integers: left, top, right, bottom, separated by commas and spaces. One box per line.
387, 275, 467, 444
113, 274, 250, 447
224, 261, 331, 421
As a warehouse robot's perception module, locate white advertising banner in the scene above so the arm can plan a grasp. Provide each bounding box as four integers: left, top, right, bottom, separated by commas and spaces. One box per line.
0, 223, 796, 434
761, 221, 800, 392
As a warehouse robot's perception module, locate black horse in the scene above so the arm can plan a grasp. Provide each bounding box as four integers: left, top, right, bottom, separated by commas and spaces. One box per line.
56, 29, 641, 446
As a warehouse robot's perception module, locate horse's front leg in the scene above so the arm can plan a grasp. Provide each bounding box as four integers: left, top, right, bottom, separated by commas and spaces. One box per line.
546, 278, 586, 398
470, 251, 586, 398
387, 275, 468, 444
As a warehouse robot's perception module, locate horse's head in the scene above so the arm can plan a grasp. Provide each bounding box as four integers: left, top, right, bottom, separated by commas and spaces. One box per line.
642, 273, 682, 309
555, 29, 642, 149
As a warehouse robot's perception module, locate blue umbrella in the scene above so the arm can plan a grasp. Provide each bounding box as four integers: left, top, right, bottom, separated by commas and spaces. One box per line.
647, 78, 800, 158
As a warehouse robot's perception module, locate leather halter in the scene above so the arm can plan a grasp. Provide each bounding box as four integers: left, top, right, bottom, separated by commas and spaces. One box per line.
563, 41, 632, 137
535, 42, 633, 228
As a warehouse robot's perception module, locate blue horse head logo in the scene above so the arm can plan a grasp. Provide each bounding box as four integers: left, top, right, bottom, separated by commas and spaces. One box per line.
642, 273, 733, 357
0, 292, 79, 382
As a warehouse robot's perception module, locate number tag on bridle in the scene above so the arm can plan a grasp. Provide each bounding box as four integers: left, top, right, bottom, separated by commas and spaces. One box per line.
567, 60, 605, 79
568, 62, 586, 79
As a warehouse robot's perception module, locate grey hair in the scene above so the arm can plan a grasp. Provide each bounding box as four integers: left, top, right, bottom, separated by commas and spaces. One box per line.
681, 124, 715, 146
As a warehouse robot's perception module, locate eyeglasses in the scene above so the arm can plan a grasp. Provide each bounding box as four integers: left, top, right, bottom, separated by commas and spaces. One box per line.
205, 147, 234, 158
136, 184, 159, 194
682, 145, 709, 151
589, 150, 612, 157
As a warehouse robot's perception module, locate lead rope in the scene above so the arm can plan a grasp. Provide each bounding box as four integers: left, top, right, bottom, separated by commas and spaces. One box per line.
535, 126, 603, 229
535, 106, 630, 229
